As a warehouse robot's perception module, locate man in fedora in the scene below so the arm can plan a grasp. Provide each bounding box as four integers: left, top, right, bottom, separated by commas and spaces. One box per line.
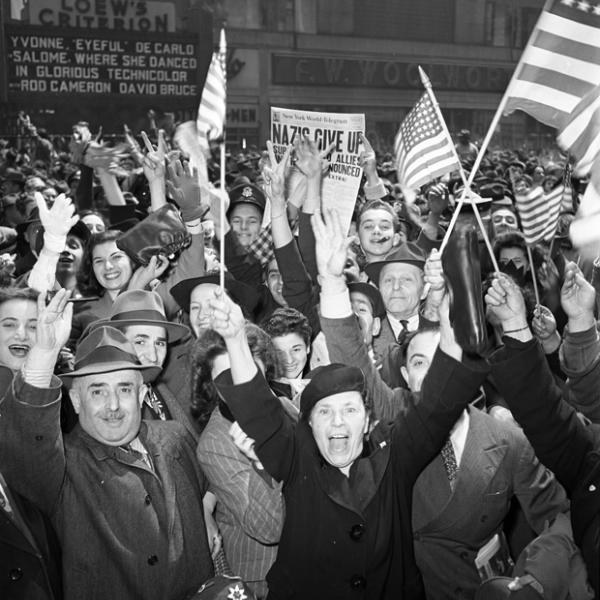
0, 290, 214, 600
365, 242, 442, 369
88, 288, 198, 439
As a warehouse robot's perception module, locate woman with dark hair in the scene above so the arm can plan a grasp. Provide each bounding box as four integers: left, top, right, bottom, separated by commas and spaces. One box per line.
194, 323, 285, 599
262, 307, 312, 404
70, 216, 206, 346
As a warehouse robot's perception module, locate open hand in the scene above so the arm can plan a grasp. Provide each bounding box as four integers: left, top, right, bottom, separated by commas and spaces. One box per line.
36, 289, 73, 353
311, 209, 353, 279
36, 193, 79, 239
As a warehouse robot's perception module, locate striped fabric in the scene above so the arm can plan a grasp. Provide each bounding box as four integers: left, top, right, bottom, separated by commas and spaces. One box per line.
197, 29, 227, 158
394, 93, 460, 191
196, 408, 284, 598
503, 0, 600, 129
514, 184, 565, 245
557, 83, 600, 176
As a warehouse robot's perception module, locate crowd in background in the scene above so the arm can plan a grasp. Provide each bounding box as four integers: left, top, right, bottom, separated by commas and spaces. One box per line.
0, 114, 598, 600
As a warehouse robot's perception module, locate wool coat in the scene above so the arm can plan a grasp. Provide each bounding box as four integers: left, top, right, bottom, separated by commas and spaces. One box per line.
0, 372, 213, 600
491, 337, 600, 598
216, 348, 488, 600
0, 478, 62, 600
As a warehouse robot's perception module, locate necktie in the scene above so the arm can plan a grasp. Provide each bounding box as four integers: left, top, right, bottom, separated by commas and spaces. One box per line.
0, 482, 14, 518
397, 320, 409, 345
441, 438, 458, 489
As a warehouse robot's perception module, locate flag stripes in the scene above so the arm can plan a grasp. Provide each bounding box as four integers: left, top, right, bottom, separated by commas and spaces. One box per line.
515, 184, 564, 245
558, 84, 600, 175
394, 93, 460, 190
197, 31, 227, 158
503, 0, 600, 129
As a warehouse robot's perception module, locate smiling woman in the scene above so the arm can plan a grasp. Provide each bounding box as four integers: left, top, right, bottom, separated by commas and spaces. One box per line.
0, 287, 39, 371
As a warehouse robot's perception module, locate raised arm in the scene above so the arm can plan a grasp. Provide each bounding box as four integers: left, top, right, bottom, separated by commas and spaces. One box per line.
0, 289, 72, 514
486, 273, 594, 493
27, 193, 79, 293
209, 291, 296, 483
313, 208, 402, 420
558, 262, 600, 421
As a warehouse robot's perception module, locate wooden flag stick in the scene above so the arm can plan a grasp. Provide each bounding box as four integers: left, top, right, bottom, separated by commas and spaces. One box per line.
218, 28, 227, 294
419, 67, 500, 272
526, 244, 541, 307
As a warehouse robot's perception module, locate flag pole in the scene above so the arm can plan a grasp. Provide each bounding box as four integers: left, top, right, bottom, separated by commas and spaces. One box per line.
526, 245, 542, 306
419, 67, 500, 272
218, 28, 227, 294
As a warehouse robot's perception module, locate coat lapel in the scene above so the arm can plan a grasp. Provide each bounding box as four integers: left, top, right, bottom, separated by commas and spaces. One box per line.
414, 408, 509, 533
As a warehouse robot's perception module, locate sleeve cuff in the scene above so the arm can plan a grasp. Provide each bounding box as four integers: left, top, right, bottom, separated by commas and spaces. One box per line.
364, 179, 386, 200
320, 288, 352, 318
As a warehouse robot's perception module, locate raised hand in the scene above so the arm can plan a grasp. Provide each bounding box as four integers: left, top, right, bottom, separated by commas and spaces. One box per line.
311, 209, 353, 279
36, 193, 79, 241
141, 129, 167, 183
166, 159, 209, 223
423, 249, 446, 317
294, 135, 334, 179
484, 274, 528, 333
128, 255, 170, 291
531, 305, 557, 340
561, 262, 596, 329
358, 133, 377, 180
208, 288, 246, 340
426, 183, 450, 216
83, 142, 127, 174
35, 289, 73, 353
263, 141, 292, 215
123, 124, 144, 166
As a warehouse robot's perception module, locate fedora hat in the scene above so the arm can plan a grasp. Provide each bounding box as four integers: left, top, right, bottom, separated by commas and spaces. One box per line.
348, 282, 385, 318
170, 271, 260, 316
89, 290, 189, 343
364, 242, 426, 285
61, 325, 161, 385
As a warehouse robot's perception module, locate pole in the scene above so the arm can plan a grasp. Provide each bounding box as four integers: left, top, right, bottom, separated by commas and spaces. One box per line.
526, 244, 541, 306
419, 66, 500, 272
218, 28, 227, 293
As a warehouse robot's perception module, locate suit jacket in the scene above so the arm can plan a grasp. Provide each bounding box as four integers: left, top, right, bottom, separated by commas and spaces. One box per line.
0, 480, 62, 600
490, 337, 600, 598
372, 311, 438, 369
197, 407, 283, 596
160, 337, 202, 437
0, 372, 213, 600
412, 407, 569, 600
216, 350, 488, 600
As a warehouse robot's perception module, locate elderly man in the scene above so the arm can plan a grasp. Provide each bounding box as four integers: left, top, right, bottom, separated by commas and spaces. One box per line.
0, 290, 213, 600
365, 242, 440, 368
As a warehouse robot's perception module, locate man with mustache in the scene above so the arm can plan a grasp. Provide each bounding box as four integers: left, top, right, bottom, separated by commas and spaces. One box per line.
0, 290, 214, 600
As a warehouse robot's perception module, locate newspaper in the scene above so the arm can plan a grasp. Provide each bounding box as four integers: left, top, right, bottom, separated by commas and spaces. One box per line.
270, 107, 365, 233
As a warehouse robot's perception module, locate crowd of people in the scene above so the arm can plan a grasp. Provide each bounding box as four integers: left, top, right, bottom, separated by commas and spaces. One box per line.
0, 115, 598, 600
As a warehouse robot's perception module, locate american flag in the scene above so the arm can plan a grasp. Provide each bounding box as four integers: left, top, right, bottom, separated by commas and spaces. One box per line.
503, 0, 600, 129
394, 93, 460, 191
557, 83, 600, 176
197, 29, 227, 158
514, 184, 565, 245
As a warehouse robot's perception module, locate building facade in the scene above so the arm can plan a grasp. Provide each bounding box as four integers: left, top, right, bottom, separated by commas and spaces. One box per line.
223, 0, 553, 151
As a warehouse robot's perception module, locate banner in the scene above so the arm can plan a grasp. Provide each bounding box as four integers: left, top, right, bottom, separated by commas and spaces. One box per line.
270, 107, 365, 232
